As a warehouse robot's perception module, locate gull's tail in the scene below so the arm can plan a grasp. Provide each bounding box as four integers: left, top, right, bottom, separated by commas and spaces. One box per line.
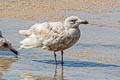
19, 30, 32, 37
18, 34, 40, 50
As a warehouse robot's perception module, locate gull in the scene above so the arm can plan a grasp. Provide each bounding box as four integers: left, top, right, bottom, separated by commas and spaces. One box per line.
19, 16, 88, 65
0, 31, 18, 55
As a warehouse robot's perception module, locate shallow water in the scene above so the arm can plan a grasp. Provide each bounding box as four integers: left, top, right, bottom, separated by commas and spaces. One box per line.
0, 14, 120, 80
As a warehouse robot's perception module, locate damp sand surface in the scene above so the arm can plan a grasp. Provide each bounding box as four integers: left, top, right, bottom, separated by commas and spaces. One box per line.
0, 0, 120, 29
0, 18, 120, 80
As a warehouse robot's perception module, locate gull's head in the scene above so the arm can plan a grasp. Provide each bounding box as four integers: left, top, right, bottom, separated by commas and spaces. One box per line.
0, 39, 18, 55
64, 16, 88, 28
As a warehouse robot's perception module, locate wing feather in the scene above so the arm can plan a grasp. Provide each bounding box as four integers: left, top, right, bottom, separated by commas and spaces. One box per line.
19, 22, 65, 50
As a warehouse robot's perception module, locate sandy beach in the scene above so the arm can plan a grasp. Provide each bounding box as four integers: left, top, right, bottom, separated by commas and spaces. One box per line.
0, 0, 120, 20
0, 0, 120, 29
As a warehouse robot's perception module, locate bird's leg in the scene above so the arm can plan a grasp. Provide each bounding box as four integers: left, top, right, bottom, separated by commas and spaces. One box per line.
61, 50, 64, 66
54, 51, 57, 65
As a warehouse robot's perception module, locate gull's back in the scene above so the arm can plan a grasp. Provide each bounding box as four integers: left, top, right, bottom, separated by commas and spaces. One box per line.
19, 21, 66, 50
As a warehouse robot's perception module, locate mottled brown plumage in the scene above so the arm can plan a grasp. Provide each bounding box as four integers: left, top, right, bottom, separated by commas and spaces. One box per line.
19, 16, 88, 65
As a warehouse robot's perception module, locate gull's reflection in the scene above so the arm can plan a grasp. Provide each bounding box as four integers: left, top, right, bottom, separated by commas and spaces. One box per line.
0, 56, 18, 78
22, 65, 64, 80
53, 65, 64, 80
61, 66, 64, 80
53, 65, 57, 80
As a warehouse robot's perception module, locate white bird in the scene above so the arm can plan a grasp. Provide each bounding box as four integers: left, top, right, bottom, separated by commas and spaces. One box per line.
19, 16, 88, 65
0, 31, 18, 55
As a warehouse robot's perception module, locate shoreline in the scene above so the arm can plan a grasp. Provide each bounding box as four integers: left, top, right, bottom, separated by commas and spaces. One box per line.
0, 0, 120, 29
0, 0, 120, 20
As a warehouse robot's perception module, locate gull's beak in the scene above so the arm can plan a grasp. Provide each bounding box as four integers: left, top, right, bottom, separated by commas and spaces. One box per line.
77, 20, 88, 24
10, 48, 18, 55
80, 20, 88, 24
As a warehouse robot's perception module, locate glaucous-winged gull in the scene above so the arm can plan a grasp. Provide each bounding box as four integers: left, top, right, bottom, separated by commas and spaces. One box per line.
19, 16, 88, 65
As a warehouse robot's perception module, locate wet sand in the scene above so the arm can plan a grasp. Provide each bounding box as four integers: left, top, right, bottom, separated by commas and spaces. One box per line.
0, 0, 120, 28
0, 0, 120, 20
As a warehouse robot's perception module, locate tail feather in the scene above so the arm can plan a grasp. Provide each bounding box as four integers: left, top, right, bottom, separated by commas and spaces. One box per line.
19, 35, 40, 50
19, 30, 32, 36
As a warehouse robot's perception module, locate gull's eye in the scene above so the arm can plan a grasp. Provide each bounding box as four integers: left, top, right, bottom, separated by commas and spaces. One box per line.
70, 19, 77, 24
71, 20, 77, 22
71, 20, 75, 22
3, 43, 8, 47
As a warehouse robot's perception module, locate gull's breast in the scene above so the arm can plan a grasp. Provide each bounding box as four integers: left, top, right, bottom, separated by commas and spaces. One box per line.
47, 28, 80, 51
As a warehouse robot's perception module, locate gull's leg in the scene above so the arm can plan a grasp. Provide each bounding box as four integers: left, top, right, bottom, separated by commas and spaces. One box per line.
61, 50, 64, 66
54, 51, 57, 65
